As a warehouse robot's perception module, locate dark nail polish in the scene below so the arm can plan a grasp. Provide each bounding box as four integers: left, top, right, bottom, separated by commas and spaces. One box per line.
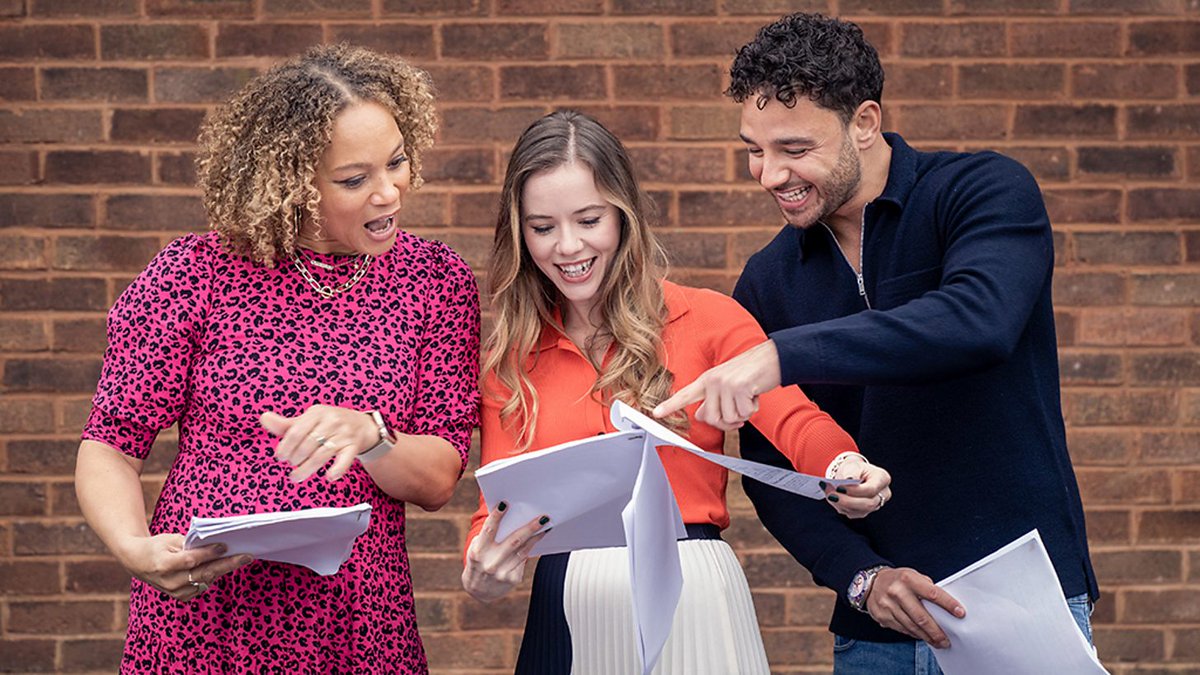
538, 515, 550, 526
497, 501, 507, 512
836, 487, 848, 494
827, 494, 839, 503
818, 481, 827, 490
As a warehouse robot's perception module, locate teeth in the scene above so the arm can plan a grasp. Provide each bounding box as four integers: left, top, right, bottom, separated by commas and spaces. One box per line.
365, 215, 394, 233
558, 259, 594, 278
778, 186, 811, 202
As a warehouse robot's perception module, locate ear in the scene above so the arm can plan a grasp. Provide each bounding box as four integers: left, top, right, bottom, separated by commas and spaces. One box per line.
849, 101, 883, 150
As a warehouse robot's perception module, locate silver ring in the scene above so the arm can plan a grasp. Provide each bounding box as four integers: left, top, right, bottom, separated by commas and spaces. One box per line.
314, 435, 328, 447
187, 570, 202, 589
877, 493, 887, 509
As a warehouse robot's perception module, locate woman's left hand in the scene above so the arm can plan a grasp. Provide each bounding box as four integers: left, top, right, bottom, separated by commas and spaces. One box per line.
824, 454, 892, 519
261, 406, 377, 482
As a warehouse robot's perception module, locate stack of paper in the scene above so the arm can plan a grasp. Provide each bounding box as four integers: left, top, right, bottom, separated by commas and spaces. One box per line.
184, 503, 372, 576
474, 401, 852, 675
922, 530, 1108, 674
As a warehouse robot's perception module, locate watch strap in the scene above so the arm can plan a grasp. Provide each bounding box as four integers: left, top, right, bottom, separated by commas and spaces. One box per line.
360, 410, 394, 462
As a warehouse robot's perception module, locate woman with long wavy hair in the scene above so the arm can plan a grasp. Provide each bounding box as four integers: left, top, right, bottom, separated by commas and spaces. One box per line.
461, 110, 892, 674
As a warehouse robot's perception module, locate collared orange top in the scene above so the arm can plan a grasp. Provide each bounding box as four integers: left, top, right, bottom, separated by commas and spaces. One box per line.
466, 280, 859, 550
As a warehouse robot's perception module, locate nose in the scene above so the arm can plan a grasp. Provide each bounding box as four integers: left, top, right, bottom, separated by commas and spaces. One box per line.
370, 177, 401, 206
555, 224, 584, 256
759, 153, 790, 191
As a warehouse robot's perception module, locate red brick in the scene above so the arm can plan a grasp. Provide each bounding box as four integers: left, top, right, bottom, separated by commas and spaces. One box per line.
1064, 390, 1176, 426
0, 109, 104, 143
1070, 0, 1189, 12
0, 480, 48, 517
1188, 63, 1200, 96
1187, 232, 1200, 263
0, 25, 96, 60
894, 104, 1008, 141
420, 65, 492, 102
0, 318, 49, 352
1132, 274, 1200, 306
1077, 468, 1171, 505
147, 0, 253, 16
844, 0, 941, 12
0, 639, 56, 673
104, 194, 207, 231
0, 0, 19, 15
656, 230, 727, 268
111, 108, 206, 143
65, 559, 132, 593
1084, 509, 1131, 545
557, 22, 664, 59
1058, 350, 1123, 385
1014, 104, 1117, 139
0, 66, 36, 100
45, 151, 152, 185
413, 593, 452, 630
749, 590, 786, 627
4, 357, 102, 393
61, 639, 126, 672
440, 22, 548, 60
1178, 627, 1200, 658
1137, 510, 1200, 545
1130, 189, 1200, 222
614, 64, 722, 100
0, 150, 37, 183
439, 106, 546, 143
0, 399, 56, 433
215, 23, 321, 58
154, 66, 258, 104
157, 151, 198, 186
325, 24, 436, 59
1075, 232, 1181, 265
1011, 22, 1122, 57
998, 146, 1070, 182
1123, 589, 1200, 622
100, 24, 209, 60
0, 560, 59, 595
722, 0, 827, 14
264, 0, 370, 16
1180, 470, 1200, 502
669, 22, 763, 58
760, 627, 832, 666
50, 481, 82, 516
0, 277, 109, 311
1073, 64, 1178, 100
8, 600, 115, 634
899, 22, 1006, 58
1043, 189, 1121, 224
1131, 352, 1200, 385
0, 235, 47, 270
669, 105, 740, 141
41, 67, 148, 102
10, 522, 100, 555
742, 551, 815, 588
500, 65, 605, 100
1091, 627, 1165, 662
959, 63, 1065, 100
1077, 309, 1189, 347
733, 229, 782, 268
1078, 146, 1177, 178
497, 0, 602, 13
948, 0, 1058, 12
628, 146, 726, 184
1130, 21, 1200, 56
1128, 105, 1200, 140
458, 591, 531, 630
380, 0, 486, 14
0, 194, 94, 228
396, 190, 448, 228
405, 515, 462, 552
53, 235, 161, 272
49, 318, 106, 353
1066, 430, 1134, 465
612, 0, 715, 14
574, 105, 660, 142
782, 590, 836, 627
883, 62, 952, 101
422, 632, 509, 668
29, 0, 138, 15
679, 189, 778, 227
1055, 309, 1077, 346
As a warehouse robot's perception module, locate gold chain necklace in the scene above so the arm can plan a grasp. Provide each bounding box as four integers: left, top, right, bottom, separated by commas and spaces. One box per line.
289, 250, 373, 299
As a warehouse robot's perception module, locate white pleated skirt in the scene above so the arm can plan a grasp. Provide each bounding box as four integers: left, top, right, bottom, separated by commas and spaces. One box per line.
561, 538, 770, 675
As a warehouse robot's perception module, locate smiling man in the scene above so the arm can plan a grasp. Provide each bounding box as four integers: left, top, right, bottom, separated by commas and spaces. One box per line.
654, 13, 1098, 674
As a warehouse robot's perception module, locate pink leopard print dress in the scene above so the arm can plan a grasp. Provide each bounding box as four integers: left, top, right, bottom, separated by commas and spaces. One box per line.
82, 231, 480, 674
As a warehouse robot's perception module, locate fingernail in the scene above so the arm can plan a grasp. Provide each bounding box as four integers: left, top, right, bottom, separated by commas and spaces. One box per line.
238, 555, 254, 565
827, 494, 839, 503
818, 481, 827, 490
538, 515, 550, 526
215, 544, 228, 555
954, 607, 966, 618
836, 487, 847, 494
651, 406, 662, 416
498, 501, 507, 512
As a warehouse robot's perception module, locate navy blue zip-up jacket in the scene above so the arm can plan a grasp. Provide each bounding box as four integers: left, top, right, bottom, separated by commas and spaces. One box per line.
733, 133, 1098, 642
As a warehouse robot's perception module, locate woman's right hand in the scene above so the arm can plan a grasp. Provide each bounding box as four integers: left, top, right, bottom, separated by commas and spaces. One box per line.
462, 503, 548, 603
118, 534, 254, 601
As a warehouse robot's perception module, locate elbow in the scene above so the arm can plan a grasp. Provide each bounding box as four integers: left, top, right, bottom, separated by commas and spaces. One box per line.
413, 478, 458, 512
969, 331, 1018, 367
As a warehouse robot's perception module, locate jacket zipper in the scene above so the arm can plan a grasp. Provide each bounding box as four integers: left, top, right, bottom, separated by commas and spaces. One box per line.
822, 213, 871, 309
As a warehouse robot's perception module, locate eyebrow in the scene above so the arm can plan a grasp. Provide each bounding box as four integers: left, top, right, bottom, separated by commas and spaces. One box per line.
330, 140, 405, 173
739, 133, 816, 146
523, 204, 607, 221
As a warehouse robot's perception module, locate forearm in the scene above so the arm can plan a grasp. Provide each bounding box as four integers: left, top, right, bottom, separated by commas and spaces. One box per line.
75, 440, 151, 566
361, 434, 462, 510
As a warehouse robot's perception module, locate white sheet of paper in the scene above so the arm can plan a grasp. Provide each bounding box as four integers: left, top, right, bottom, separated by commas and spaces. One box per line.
921, 530, 1108, 675
184, 503, 371, 576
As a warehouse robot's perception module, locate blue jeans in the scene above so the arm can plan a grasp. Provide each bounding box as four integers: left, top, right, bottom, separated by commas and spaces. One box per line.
832, 593, 1094, 674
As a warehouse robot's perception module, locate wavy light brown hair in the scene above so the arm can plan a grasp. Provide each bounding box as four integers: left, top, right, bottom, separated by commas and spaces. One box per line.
197, 43, 437, 264
486, 110, 684, 450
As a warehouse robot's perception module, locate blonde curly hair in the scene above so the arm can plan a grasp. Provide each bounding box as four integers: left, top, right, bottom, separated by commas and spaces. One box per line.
196, 43, 438, 265
486, 110, 686, 451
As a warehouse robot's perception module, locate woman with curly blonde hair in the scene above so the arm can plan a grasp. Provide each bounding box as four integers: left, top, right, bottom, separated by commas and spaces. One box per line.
461, 110, 892, 674
75, 44, 479, 673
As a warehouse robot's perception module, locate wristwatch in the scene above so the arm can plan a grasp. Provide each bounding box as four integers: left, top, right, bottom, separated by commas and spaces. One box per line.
359, 410, 395, 462
847, 565, 887, 613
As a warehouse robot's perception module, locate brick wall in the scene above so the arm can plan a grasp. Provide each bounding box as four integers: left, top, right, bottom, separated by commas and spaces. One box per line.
1, 0, 1197, 673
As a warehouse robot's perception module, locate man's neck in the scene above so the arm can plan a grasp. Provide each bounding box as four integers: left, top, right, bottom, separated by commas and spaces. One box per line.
824, 139, 893, 269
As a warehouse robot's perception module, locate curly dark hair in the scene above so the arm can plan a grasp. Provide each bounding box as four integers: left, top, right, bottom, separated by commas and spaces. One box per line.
726, 13, 884, 123
197, 43, 437, 265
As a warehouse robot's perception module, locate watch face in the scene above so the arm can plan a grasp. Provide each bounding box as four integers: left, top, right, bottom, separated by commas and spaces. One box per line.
849, 573, 867, 598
